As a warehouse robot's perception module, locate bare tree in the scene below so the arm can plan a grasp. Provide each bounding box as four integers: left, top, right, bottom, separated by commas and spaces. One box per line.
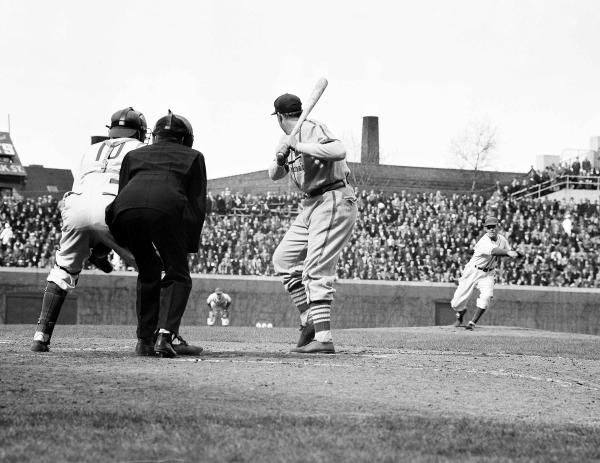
450, 119, 498, 190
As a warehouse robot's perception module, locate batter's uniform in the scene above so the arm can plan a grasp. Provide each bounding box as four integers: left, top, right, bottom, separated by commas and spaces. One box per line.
48, 138, 142, 290
451, 233, 511, 312
206, 292, 232, 326
269, 118, 358, 347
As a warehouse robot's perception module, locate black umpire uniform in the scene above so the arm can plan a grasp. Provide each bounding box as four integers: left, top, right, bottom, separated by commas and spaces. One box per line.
107, 111, 206, 357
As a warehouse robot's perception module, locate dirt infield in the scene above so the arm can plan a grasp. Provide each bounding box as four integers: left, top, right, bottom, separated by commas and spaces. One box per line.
1, 324, 599, 462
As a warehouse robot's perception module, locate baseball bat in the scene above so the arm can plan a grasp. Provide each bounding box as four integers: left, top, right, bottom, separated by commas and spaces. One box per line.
277, 77, 328, 164
290, 77, 328, 138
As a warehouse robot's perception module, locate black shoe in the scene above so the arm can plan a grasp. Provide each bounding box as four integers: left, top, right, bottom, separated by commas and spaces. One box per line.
465, 322, 475, 331
88, 254, 113, 273
31, 340, 49, 352
135, 338, 155, 356
297, 320, 315, 347
154, 333, 177, 358
172, 335, 203, 356
291, 340, 335, 354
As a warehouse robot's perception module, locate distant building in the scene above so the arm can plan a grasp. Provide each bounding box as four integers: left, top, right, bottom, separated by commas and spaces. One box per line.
0, 131, 73, 199
0, 132, 27, 197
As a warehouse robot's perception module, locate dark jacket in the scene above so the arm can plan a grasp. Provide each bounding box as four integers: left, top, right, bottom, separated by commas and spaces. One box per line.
107, 141, 207, 252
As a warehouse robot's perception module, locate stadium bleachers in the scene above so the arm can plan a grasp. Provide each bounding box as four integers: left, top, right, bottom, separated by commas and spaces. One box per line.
2, 188, 599, 288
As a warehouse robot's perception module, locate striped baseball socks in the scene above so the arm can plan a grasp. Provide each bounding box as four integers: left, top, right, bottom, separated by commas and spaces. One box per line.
310, 300, 332, 343
287, 281, 310, 325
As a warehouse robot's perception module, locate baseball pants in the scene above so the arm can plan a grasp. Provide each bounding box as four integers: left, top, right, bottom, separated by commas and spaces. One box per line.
272, 186, 357, 302
451, 265, 495, 311
48, 192, 134, 290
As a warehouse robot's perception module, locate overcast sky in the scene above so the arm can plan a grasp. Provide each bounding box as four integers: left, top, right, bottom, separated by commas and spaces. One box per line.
1, 0, 599, 178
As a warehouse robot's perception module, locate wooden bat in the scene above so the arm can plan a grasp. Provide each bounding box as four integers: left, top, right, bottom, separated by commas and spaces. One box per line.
290, 77, 328, 138
277, 77, 328, 164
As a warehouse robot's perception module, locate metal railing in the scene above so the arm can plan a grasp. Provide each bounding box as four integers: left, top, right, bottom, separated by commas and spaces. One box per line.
511, 175, 600, 199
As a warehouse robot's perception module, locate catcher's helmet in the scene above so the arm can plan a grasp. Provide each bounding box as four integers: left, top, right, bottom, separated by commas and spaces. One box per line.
153, 110, 194, 147
108, 107, 147, 141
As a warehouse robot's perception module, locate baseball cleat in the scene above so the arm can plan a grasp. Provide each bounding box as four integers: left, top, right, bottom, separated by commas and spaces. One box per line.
88, 254, 113, 273
291, 340, 335, 354
31, 340, 50, 352
465, 322, 475, 331
135, 338, 156, 356
172, 335, 203, 356
296, 320, 315, 347
154, 333, 177, 358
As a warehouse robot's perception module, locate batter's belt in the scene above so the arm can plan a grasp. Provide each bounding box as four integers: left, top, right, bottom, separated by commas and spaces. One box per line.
305, 180, 347, 198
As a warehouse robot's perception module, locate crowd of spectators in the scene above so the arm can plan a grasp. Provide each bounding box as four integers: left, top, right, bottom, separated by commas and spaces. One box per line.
2, 189, 600, 288
503, 157, 600, 197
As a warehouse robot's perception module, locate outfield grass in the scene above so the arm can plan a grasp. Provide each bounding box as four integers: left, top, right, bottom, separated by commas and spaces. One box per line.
1, 325, 599, 462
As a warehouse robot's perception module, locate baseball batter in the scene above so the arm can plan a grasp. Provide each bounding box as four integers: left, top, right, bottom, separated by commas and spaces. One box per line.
30, 107, 145, 352
206, 288, 232, 326
451, 216, 520, 330
269, 92, 357, 354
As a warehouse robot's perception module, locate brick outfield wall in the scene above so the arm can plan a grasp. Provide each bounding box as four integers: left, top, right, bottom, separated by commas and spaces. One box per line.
1, 268, 598, 336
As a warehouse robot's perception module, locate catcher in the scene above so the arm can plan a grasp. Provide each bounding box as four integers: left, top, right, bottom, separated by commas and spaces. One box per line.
451, 216, 522, 330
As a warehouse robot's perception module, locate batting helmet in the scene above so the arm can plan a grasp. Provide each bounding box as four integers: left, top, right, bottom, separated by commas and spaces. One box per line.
153, 110, 194, 147
108, 107, 147, 141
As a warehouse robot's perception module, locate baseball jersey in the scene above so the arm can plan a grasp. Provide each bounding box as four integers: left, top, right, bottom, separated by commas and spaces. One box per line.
207, 292, 231, 309
272, 119, 351, 195
467, 234, 510, 271
72, 138, 145, 196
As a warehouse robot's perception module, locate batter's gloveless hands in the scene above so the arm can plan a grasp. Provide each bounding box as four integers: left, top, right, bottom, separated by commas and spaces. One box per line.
507, 250, 519, 258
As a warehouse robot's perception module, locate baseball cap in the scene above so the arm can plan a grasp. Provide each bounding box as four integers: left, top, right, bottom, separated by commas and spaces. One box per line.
215, 288, 223, 294
271, 93, 302, 115
483, 216, 498, 227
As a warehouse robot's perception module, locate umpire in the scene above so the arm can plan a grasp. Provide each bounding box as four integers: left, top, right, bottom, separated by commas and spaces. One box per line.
106, 110, 207, 357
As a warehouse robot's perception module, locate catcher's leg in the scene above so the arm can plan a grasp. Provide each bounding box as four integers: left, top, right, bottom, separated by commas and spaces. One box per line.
33, 215, 89, 351
32, 282, 68, 352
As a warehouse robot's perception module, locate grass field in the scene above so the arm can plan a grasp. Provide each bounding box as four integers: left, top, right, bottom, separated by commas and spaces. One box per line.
1, 324, 599, 462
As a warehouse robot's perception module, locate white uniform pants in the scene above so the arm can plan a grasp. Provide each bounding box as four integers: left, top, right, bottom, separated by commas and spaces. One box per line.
451, 265, 495, 311
48, 192, 134, 290
272, 187, 357, 302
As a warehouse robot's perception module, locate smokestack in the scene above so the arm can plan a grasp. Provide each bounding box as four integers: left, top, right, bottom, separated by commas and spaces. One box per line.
361, 116, 379, 164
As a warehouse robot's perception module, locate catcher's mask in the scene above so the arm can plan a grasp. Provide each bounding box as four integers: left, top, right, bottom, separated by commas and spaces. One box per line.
153, 109, 194, 147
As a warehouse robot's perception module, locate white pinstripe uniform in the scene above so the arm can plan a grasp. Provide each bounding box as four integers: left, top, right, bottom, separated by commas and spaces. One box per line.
48, 138, 143, 290
451, 233, 511, 311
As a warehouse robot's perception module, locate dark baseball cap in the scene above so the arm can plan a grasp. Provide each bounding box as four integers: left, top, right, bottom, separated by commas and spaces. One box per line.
483, 216, 498, 227
271, 93, 302, 115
